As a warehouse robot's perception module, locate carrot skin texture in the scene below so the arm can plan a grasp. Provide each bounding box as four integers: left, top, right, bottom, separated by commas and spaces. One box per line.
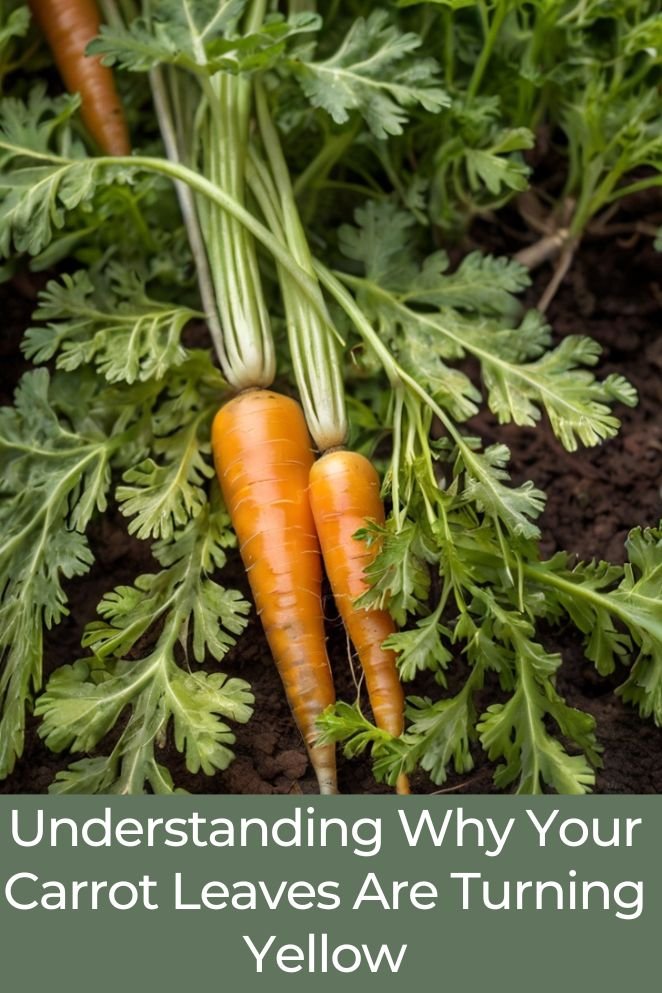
212, 390, 337, 794
309, 451, 409, 795
29, 0, 130, 156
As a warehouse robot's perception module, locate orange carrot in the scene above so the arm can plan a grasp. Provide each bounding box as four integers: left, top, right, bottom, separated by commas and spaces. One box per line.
29, 0, 130, 156
211, 389, 337, 794
309, 450, 409, 795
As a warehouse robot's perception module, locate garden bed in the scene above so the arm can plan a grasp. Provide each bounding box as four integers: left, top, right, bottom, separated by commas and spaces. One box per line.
3, 200, 660, 795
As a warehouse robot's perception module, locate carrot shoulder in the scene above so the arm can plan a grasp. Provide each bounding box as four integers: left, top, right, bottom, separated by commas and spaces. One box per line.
29, 0, 130, 156
212, 389, 337, 794
309, 450, 410, 795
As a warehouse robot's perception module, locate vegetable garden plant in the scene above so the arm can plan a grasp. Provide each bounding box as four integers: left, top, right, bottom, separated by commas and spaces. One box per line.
0, 0, 660, 795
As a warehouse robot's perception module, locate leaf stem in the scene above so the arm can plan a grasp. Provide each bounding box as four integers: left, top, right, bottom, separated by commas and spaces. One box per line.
148, 67, 226, 369
253, 82, 348, 450
466, 1, 509, 103
87, 152, 332, 325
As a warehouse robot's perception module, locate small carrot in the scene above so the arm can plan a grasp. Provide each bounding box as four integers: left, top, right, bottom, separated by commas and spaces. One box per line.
29, 0, 130, 156
211, 389, 337, 795
309, 450, 410, 795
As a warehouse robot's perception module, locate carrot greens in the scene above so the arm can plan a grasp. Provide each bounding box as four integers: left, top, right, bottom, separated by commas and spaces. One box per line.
36, 499, 253, 794
0, 369, 116, 779
23, 267, 199, 382
0, 0, 659, 793
334, 200, 637, 449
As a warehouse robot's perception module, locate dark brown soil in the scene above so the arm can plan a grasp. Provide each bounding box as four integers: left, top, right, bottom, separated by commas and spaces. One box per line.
1, 214, 661, 796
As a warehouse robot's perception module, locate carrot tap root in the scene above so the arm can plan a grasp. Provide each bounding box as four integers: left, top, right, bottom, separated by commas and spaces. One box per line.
212, 389, 338, 795
28, 0, 131, 156
309, 449, 410, 796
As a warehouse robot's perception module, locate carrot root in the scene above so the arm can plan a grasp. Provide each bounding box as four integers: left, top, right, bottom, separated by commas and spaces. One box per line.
29, 0, 131, 156
309, 449, 410, 796
395, 773, 410, 796
212, 389, 337, 795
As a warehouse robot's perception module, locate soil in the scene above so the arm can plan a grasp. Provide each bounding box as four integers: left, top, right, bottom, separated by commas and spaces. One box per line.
1, 203, 661, 796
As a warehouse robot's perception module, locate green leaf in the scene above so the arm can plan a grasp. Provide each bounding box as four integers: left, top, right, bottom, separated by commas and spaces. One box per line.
430, 95, 535, 229
113, 353, 224, 541
340, 200, 637, 451
477, 624, 600, 794
170, 669, 253, 774
0, 4, 29, 61
118, 444, 214, 541
0, 89, 133, 258
355, 518, 434, 624
316, 702, 410, 788
36, 508, 253, 794
529, 554, 630, 676
339, 199, 420, 288
612, 527, 662, 723
555, 18, 662, 227
406, 684, 477, 785
529, 525, 662, 711
464, 129, 533, 196
0, 370, 119, 778
384, 607, 453, 682
400, 333, 481, 420
481, 335, 638, 450
290, 11, 449, 138
340, 201, 532, 322
49, 756, 140, 795
92, 2, 319, 75
478, 690, 598, 795
409, 250, 531, 319
23, 267, 199, 382
459, 442, 546, 540
91, 0, 247, 72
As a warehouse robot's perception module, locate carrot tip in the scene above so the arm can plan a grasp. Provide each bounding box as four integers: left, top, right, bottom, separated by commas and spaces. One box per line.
395, 773, 411, 796
311, 746, 339, 795
318, 779, 340, 796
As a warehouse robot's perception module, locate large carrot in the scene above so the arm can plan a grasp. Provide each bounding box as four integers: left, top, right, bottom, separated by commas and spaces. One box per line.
309, 450, 409, 795
251, 90, 408, 791
211, 389, 337, 794
29, 0, 130, 156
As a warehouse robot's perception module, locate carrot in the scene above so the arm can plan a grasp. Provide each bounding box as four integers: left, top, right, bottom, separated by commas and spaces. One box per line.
28, 0, 130, 156
309, 450, 410, 795
211, 389, 337, 794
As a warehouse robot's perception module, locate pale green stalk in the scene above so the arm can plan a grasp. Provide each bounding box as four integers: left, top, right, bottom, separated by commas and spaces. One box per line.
184, 0, 274, 389
148, 66, 226, 367
253, 82, 348, 451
